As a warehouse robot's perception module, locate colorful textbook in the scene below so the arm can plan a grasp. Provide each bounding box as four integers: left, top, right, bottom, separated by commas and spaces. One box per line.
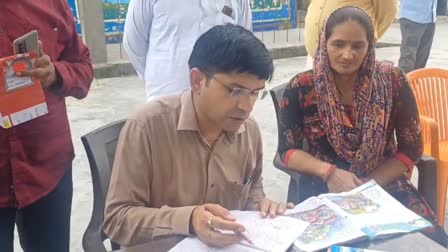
0, 52, 48, 128
286, 181, 432, 252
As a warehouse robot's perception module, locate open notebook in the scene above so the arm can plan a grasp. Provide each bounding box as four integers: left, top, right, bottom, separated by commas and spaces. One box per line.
169, 210, 309, 252
286, 181, 432, 252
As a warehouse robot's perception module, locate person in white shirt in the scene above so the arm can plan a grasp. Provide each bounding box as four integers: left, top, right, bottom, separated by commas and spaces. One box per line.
123, 0, 253, 101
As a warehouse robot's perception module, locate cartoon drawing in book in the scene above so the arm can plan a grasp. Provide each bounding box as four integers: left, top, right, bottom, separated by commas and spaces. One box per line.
328, 194, 379, 215
289, 205, 344, 244
362, 218, 433, 237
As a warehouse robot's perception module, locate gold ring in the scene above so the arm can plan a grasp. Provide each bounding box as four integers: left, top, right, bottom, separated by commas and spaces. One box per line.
207, 216, 214, 230
208, 228, 213, 239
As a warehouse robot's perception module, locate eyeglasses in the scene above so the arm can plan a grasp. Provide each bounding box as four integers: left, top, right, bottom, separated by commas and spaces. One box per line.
211, 76, 268, 100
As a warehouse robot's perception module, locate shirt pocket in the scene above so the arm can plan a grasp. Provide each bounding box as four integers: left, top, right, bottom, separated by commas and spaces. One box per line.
222, 180, 252, 210
199, 0, 237, 32
29, 22, 62, 61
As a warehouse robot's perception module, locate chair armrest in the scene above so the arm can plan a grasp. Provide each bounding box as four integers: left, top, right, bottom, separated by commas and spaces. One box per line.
273, 152, 303, 183
420, 115, 440, 160
273, 152, 330, 204
416, 155, 438, 216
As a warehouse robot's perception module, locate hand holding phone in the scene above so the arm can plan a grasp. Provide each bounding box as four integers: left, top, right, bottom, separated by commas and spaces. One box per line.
14, 41, 57, 89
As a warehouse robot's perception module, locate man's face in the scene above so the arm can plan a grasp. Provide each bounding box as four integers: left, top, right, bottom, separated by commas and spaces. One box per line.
194, 71, 266, 132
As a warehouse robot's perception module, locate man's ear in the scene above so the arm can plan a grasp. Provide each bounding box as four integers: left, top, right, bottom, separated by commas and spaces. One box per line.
190, 68, 205, 93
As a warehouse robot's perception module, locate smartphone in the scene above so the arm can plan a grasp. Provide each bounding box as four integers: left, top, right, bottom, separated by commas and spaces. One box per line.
13, 30, 39, 54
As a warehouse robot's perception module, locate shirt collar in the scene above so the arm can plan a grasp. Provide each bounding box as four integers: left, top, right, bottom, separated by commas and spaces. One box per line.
177, 91, 200, 131
177, 91, 246, 136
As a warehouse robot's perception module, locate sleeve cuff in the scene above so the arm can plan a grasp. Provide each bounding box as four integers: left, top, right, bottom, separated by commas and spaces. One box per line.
395, 152, 415, 171
284, 149, 297, 166
52, 61, 69, 96
171, 205, 197, 236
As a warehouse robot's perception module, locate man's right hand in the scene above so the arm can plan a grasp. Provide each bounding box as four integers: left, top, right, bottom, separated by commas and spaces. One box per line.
191, 204, 246, 247
327, 168, 363, 193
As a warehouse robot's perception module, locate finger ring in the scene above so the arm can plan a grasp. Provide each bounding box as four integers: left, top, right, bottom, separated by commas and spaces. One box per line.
207, 216, 214, 230
208, 228, 213, 239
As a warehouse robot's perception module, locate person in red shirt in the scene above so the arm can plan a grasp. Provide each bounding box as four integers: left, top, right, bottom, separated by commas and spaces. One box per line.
0, 1, 93, 251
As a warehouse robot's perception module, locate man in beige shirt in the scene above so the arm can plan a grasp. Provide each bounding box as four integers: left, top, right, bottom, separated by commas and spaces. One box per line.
103, 24, 292, 249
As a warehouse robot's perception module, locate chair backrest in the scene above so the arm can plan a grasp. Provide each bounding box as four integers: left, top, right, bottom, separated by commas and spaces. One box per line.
270, 83, 288, 149
81, 119, 126, 252
270, 83, 310, 152
407, 68, 448, 142
270, 83, 316, 204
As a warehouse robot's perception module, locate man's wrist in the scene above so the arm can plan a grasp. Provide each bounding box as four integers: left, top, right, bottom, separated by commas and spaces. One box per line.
189, 206, 197, 236
48, 67, 63, 92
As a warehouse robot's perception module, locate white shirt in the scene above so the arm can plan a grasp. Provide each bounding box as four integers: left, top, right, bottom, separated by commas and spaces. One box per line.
123, 0, 253, 101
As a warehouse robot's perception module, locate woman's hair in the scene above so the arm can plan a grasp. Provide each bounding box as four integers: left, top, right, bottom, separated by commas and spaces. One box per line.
325, 7, 375, 47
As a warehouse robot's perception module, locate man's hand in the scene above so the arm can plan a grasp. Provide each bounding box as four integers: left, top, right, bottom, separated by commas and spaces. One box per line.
191, 204, 245, 247
16, 41, 57, 89
327, 168, 363, 193
259, 198, 294, 218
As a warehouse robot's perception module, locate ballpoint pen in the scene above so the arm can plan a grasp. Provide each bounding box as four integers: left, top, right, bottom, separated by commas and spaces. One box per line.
237, 231, 254, 246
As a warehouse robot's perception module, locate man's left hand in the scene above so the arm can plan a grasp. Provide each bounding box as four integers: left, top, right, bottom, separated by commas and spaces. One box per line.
259, 198, 294, 218
16, 41, 57, 89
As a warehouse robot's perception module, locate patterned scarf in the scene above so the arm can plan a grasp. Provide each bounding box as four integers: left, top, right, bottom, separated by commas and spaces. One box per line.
314, 9, 394, 177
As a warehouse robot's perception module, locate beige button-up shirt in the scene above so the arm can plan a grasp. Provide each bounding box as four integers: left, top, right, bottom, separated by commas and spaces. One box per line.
103, 91, 265, 247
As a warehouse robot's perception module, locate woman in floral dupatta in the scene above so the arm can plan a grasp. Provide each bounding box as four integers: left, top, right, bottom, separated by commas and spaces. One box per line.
279, 6, 448, 246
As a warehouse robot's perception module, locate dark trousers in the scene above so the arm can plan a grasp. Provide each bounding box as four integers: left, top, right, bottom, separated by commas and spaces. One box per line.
0, 168, 73, 252
398, 18, 436, 74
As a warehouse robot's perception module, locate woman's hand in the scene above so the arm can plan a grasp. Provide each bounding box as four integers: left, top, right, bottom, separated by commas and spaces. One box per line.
327, 168, 363, 193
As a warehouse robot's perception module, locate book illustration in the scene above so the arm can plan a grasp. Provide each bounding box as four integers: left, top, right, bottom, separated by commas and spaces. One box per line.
328, 245, 385, 252
291, 181, 432, 252
355, 183, 385, 202
288, 205, 345, 244
361, 218, 432, 239
5, 57, 33, 92
326, 194, 379, 215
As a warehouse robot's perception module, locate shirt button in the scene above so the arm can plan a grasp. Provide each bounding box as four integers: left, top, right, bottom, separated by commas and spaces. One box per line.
210, 184, 215, 188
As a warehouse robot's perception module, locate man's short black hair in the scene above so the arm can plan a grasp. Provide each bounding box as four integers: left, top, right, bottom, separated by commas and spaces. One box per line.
188, 24, 274, 81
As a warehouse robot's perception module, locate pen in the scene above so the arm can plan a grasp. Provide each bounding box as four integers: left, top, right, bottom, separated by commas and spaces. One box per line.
237, 231, 254, 246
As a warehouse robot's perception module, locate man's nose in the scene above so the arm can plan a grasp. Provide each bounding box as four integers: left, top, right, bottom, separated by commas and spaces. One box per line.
237, 95, 255, 113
